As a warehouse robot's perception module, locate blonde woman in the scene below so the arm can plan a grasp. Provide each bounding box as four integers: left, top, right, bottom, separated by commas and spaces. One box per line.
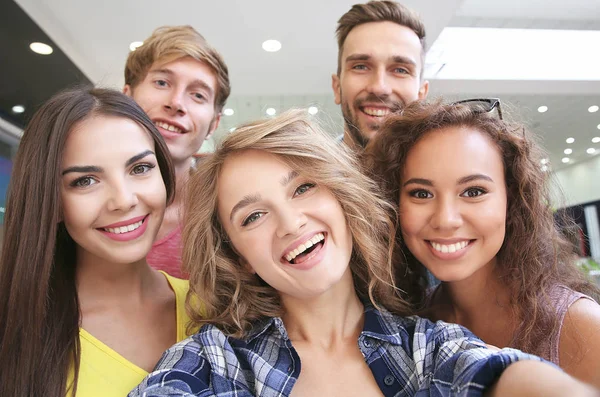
131, 110, 595, 396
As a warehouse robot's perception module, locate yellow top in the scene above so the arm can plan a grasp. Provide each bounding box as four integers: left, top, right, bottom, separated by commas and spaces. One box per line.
67, 272, 192, 397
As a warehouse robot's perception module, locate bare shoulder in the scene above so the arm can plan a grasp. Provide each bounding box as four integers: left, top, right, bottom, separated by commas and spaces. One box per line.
559, 297, 600, 388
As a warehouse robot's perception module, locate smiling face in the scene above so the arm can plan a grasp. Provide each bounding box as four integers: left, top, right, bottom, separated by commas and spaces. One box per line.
398, 126, 507, 283
124, 56, 221, 167
216, 150, 354, 300
332, 21, 428, 146
60, 115, 167, 266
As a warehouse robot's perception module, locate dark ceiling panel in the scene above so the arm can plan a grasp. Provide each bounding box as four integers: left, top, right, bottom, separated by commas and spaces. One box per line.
0, 0, 91, 129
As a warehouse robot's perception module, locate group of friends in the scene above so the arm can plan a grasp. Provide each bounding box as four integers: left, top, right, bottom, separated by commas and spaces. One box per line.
1, 1, 600, 396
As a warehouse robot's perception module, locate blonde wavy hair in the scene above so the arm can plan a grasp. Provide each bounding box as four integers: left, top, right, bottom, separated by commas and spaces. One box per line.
183, 109, 412, 338
124, 25, 230, 112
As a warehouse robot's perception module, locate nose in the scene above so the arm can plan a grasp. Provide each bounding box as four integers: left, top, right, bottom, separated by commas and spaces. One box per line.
366, 68, 392, 98
429, 196, 463, 231
276, 206, 308, 238
163, 88, 186, 115
106, 180, 139, 212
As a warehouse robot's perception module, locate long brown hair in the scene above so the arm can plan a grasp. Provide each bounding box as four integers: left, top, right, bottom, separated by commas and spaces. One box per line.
183, 109, 412, 338
365, 99, 600, 357
0, 87, 175, 397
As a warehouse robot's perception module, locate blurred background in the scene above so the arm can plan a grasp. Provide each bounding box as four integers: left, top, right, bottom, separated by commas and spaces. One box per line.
2, 0, 600, 279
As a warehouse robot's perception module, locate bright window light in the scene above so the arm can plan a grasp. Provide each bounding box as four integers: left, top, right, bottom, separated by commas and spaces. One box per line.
425, 28, 600, 80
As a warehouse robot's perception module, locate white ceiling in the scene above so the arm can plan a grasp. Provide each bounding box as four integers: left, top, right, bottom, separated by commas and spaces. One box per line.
13, 0, 600, 171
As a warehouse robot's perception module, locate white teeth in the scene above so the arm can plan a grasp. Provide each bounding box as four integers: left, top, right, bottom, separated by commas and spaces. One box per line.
430, 240, 469, 254
155, 121, 183, 134
285, 233, 325, 262
362, 108, 390, 117
104, 219, 143, 234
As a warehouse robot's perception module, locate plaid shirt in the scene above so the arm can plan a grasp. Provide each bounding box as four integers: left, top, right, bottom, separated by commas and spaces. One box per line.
130, 305, 543, 397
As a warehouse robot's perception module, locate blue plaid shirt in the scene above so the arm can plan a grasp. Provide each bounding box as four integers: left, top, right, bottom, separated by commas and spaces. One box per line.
130, 305, 542, 397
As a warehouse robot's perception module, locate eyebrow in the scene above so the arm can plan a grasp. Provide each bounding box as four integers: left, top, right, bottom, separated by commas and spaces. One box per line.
280, 170, 298, 187
402, 174, 494, 187
148, 68, 214, 97
345, 53, 417, 67
61, 150, 155, 176
229, 194, 261, 223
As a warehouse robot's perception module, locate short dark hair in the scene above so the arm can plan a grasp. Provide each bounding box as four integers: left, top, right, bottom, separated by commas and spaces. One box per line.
336, 1, 426, 75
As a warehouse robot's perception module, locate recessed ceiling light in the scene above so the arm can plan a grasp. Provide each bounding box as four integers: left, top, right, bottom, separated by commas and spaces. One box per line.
566, 137, 575, 144
597, 124, 600, 130
587, 148, 596, 154
564, 148, 572, 155
588, 105, 599, 113
541, 165, 549, 172
308, 106, 319, 115
223, 108, 234, 116
266, 107, 276, 116
12, 105, 25, 113
229, 127, 236, 132
30, 42, 53, 55
592, 137, 600, 143
537, 106, 548, 113
129, 41, 144, 51
262, 40, 282, 52
540, 158, 549, 165
561, 157, 570, 163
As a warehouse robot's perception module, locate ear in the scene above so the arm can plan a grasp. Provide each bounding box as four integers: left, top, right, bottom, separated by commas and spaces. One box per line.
418, 80, 429, 100
332, 74, 342, 105
123, 84, 132, 96
205, 112, 221, 141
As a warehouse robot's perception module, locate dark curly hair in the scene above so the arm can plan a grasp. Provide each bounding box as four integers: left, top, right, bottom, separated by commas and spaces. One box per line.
364, 99, 600, 357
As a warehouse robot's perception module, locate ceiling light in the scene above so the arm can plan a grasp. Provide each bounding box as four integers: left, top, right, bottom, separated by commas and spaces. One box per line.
592, 137, 600, 143
566, 137, 575, 144
223, 108, 234, 116
229, 127, 236, 132
537, 106, 548, 113
129, 41, 144, 51
308, 106, 319, 115
564, 148, 572, 155
561, 157, 570, 163
587, 148, 596, 154
540, 158, 549, 165
541, 165, 549, 172
262, 40, 282, 52
12, 105, 25, 113
266, 107, 276, 116
589, 105, 599, 113
597, 124, 600, 130
30, 42, 53, 55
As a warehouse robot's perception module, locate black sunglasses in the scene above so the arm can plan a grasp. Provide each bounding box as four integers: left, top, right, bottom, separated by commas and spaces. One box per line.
452, 98, 503, 120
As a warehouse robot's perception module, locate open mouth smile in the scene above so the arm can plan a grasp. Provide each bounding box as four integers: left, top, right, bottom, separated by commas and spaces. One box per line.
284, 233, 326, 264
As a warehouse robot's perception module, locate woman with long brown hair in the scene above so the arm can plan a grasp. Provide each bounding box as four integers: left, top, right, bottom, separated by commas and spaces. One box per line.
366, 99, 600, 388
131, 109, 594, 397
0, 87, 192, 396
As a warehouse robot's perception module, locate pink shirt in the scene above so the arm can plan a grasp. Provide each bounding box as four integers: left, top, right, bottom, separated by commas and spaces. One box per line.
147, 225, 187, 279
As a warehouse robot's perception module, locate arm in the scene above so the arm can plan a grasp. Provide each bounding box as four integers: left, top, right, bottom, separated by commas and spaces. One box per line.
486, 360, 598, 397
559, 298, 600, 388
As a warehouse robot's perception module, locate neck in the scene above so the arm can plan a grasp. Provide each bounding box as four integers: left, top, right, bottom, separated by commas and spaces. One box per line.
75, 250, 158, 309
171, 158, 192, 208
280, 269, 364, 348
435, 260, 515, 343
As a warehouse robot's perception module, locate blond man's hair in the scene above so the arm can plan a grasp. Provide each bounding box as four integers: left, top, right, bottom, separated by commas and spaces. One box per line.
182, 110, 413, 338
125, 25, 230, 112
336, 1, 426, 76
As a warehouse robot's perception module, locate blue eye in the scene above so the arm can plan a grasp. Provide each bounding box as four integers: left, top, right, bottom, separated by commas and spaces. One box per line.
242, 212, 264, 226
294, 183, 315, 197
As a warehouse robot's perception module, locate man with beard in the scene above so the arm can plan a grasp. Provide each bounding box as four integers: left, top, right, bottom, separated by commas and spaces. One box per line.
332, 1, 429, 149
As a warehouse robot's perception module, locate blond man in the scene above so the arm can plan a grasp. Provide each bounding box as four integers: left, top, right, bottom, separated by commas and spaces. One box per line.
124, 26, 230, 277
332, 1, 429, 148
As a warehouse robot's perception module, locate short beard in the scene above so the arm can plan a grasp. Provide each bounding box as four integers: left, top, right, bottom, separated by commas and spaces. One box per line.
342, 102, 370, 148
